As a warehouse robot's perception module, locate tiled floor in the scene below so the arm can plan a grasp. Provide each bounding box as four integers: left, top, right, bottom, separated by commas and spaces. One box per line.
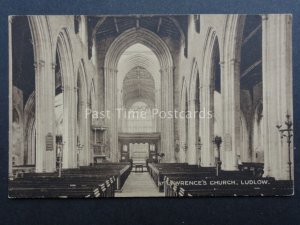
115, 171, 165, 197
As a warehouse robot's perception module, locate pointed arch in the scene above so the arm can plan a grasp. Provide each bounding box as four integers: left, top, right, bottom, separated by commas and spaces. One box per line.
214, 15, 246, 170
223, 15, 245, 64
56, 28, 77, 169
28, 16, 54, 65
76, 59, 90, 166
105, 28, 173, 69
56, 28, 75, 89
187, 59, 200, 165
15, 16, 56, 173
200, 27, 222, 167
104, 27, 174, 162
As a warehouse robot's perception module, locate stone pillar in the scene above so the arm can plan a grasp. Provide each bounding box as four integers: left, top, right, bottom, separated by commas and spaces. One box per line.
104, 67, 118, 162
221, 58, 240, 171
86, 101, 91, 166
87, 101, 92, 164
155, 88, 161, 132
187, 99, 197, 164
200, 84, 215, 167
62, 84, 77, 169
77, 98, 89, 166
262, 14, 293, 180
160, 67, 175, 162
159, 69, 165, 159
8, 16, 13, 177
35, 60, 56, 172
179, 109, 186, 163
117, 89, 123, 131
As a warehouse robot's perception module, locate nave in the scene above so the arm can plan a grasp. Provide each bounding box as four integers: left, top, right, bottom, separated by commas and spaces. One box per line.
9, 14, 294, 197
9, 161, 293, 198
115, 171, 164, 197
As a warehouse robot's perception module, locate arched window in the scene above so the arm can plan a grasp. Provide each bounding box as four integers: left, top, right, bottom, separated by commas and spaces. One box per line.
240, 15, 263, 162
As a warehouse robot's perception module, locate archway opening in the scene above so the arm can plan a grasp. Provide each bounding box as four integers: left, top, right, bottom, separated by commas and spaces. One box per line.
188, 64, 201, 165
76, 62, 89, 167
54, 48, 64, 170
104, 28, 174, 162
211, 36, 222, 167
117, 43, 161, 164
12, 16, 35, 166
239, 15, 262, 162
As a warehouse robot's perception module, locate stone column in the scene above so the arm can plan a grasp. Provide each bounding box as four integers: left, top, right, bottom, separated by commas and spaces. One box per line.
86, 101, 91, 166
104, 67, 118, 162
8, 16, 13, 177
34, 60, 56, 172
262, 14, 293, 180
155, 88, 161, 132
78, 98, 89, 166
62, 84, 77, 169
179, 108, 186, 163
87, 101, 92, 164
187, 99, 197, 164
117, 89, 123, 131
200, 84, 215, 167
160, 67, 175, 162
159, 69, 165, 158
221, 58, 240, 171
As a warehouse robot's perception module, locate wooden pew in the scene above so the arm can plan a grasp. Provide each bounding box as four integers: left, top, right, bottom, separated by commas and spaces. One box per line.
165, 175, 293, 197
164, 174, 215, 197
9, 162, 132, 198
77, 163, 131, 190
148, 163, 216, 192
164, 176, 275, 197
9, 176, 112, 198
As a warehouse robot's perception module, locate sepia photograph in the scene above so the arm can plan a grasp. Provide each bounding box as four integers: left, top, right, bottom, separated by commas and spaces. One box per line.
8, 14, 294, 198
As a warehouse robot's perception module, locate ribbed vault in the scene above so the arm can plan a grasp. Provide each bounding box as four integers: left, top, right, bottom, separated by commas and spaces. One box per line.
123, 66, 155, 109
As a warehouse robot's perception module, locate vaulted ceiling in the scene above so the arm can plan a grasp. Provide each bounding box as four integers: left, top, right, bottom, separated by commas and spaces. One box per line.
86, 15, 188, 58
123, 66, 155, 108
88, 15, 187, 43
117, 43, 160, 109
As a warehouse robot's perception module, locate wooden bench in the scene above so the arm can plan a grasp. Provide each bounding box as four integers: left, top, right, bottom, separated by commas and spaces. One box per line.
68, 163, 131, 190
164, 174, 293, 197
9, 176, 112, 198
148, 163, 216, 192
178, 180, 293, 197
9, 162, 132, 198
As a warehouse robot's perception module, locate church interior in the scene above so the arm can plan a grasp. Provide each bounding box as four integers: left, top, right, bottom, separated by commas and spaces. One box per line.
9, 14, 294, 197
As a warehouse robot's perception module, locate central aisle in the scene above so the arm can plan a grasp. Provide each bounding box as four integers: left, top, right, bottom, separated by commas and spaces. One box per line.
115, 171, 165, 197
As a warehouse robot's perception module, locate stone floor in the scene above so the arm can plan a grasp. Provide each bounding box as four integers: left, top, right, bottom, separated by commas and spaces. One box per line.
115, 171, 165, 197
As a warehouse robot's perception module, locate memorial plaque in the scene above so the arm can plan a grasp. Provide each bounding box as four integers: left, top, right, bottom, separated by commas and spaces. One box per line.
45, 133, 54, 151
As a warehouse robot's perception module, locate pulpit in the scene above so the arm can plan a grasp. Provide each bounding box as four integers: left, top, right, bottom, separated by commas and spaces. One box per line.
92, 125, 108, 164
